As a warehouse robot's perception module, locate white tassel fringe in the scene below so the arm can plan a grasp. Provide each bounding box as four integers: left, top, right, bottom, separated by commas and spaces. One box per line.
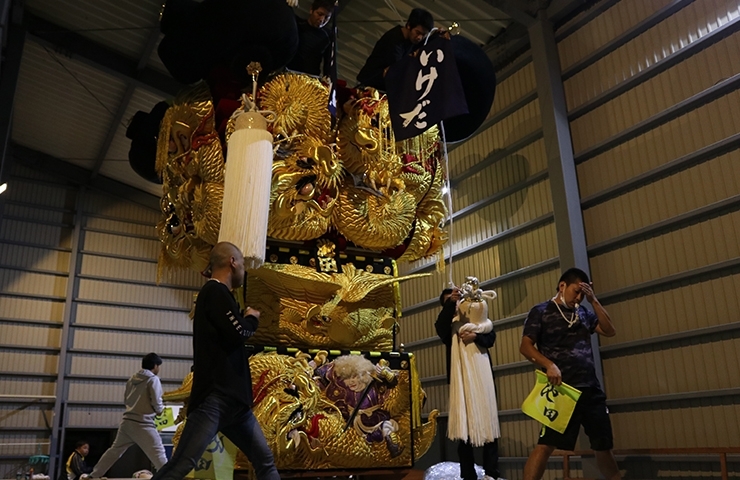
218, 112, 273, 269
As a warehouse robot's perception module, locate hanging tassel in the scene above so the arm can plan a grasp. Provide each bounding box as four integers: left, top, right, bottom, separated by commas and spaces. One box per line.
218, 110, 273, 269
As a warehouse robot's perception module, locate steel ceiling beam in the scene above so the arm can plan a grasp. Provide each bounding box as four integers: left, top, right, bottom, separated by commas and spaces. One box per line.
0, 22, 24, 189
24, 12, 181, 98
11, 143, 159, 211
90, 24, 164, 179
547, 0, 592, 26
481, 0, 536, 27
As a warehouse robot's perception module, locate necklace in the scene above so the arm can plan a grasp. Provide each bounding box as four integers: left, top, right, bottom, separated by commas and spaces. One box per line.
551, 295, 579, 328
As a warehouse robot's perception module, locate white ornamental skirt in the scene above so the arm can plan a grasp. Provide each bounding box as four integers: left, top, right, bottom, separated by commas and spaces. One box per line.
447, 326, 501, 446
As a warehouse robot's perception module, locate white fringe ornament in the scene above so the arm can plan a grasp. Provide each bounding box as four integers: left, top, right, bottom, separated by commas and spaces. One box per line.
447, 277, 501, 446
218, 110, 273, 269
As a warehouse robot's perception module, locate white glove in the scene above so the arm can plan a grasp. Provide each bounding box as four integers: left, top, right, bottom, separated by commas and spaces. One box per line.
286, 0, 298, 6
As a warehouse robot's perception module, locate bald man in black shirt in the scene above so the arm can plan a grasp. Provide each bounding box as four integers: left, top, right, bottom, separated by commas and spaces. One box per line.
150, 242, 280, 480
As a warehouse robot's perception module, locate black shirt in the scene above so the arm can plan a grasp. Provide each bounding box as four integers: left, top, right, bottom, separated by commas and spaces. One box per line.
523, 300, 601, 388
189, 279, 258, 413
356, 25, 413, 90
286, 16, 333, 76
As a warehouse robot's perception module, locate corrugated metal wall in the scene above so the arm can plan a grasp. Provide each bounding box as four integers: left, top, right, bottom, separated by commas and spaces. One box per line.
565, 0, 740, 458
0, 162, 200, 477
400, 0, 740, 477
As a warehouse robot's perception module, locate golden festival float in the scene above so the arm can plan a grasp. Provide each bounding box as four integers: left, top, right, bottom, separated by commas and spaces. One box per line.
153, 74, 444, 476
124, 0, 496, 476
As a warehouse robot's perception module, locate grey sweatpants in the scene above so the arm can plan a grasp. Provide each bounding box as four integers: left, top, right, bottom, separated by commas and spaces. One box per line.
91, 419, 167, 477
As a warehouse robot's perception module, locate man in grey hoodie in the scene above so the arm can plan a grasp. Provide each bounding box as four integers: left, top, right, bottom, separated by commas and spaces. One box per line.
90, 353, 168, 477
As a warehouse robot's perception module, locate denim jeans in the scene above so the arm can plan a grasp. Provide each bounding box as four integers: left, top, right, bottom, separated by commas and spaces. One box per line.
458, 438, 500, 480
152, 394, 279, 480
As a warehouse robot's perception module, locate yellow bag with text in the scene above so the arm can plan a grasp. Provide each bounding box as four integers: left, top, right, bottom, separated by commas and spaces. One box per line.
186, 432, 237, 480
154, 407, 176, 431
521, 370, 581, 433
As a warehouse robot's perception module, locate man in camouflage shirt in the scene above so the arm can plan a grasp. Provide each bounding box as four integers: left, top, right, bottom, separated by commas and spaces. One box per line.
520, 268, 621, 480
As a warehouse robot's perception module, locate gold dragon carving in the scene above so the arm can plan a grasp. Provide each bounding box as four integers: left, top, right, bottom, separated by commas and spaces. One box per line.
162, 352, 439, 476
154, 74, 447, 273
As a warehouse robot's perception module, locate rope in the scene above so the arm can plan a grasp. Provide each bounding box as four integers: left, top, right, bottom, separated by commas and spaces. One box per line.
440, 120, 455, 288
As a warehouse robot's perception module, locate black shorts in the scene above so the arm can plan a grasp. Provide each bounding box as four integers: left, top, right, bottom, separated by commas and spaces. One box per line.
537, 387, 614, 451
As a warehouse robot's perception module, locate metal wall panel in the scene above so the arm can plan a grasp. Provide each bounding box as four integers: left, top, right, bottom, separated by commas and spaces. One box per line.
590, 209, 740, 292
611, 400, 740, 448
603, 334, 740, 399
452, 139, 548, 208
0, 323, 61, 348
577, 91, 740, 198
70, 329, 192, 357
495, 365, 537, 412
76, 277, 194, 309
0, 433, 50, 456
74, 304, 192, 333
3, 203, 73, 225
80, 192, 159, 223
66, 379, 129, 404
0, 349, 58, 374
85, 216, 158, 238
399, 220, 557, 309
0, 269, 68, 298
66, 379, 184, 404
0, 404, 53, 429
498, 415, 544, 458
413, 344, 447, 380
490, 60, 537, 117
583, 150, 740, 245
64, 406, 126, 429
420, 382, 448, 416
571, 30, 740, 153
564, 0, 740, 456
2, 177, 75, 209
399, 177, 552, 282
24, 0, 161, 62
78, 254, 201, 288
600, 272, 740, 346
557, 0, 674, 71
0, 219, 72, 248
397, 291, 442, 343
0, 297, 65, 322
0, 244, 71, 273
449, 101, 541, 178
563, 0, 740, 112
82, 231, 160, 260
0, 377, 56, 396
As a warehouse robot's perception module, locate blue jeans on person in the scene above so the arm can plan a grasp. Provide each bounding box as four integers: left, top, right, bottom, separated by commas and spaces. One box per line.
458, 438, 500, 480
152, 394, 279, 480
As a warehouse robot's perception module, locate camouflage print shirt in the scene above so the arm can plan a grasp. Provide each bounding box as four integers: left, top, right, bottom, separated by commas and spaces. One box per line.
523, 300, 601, 389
